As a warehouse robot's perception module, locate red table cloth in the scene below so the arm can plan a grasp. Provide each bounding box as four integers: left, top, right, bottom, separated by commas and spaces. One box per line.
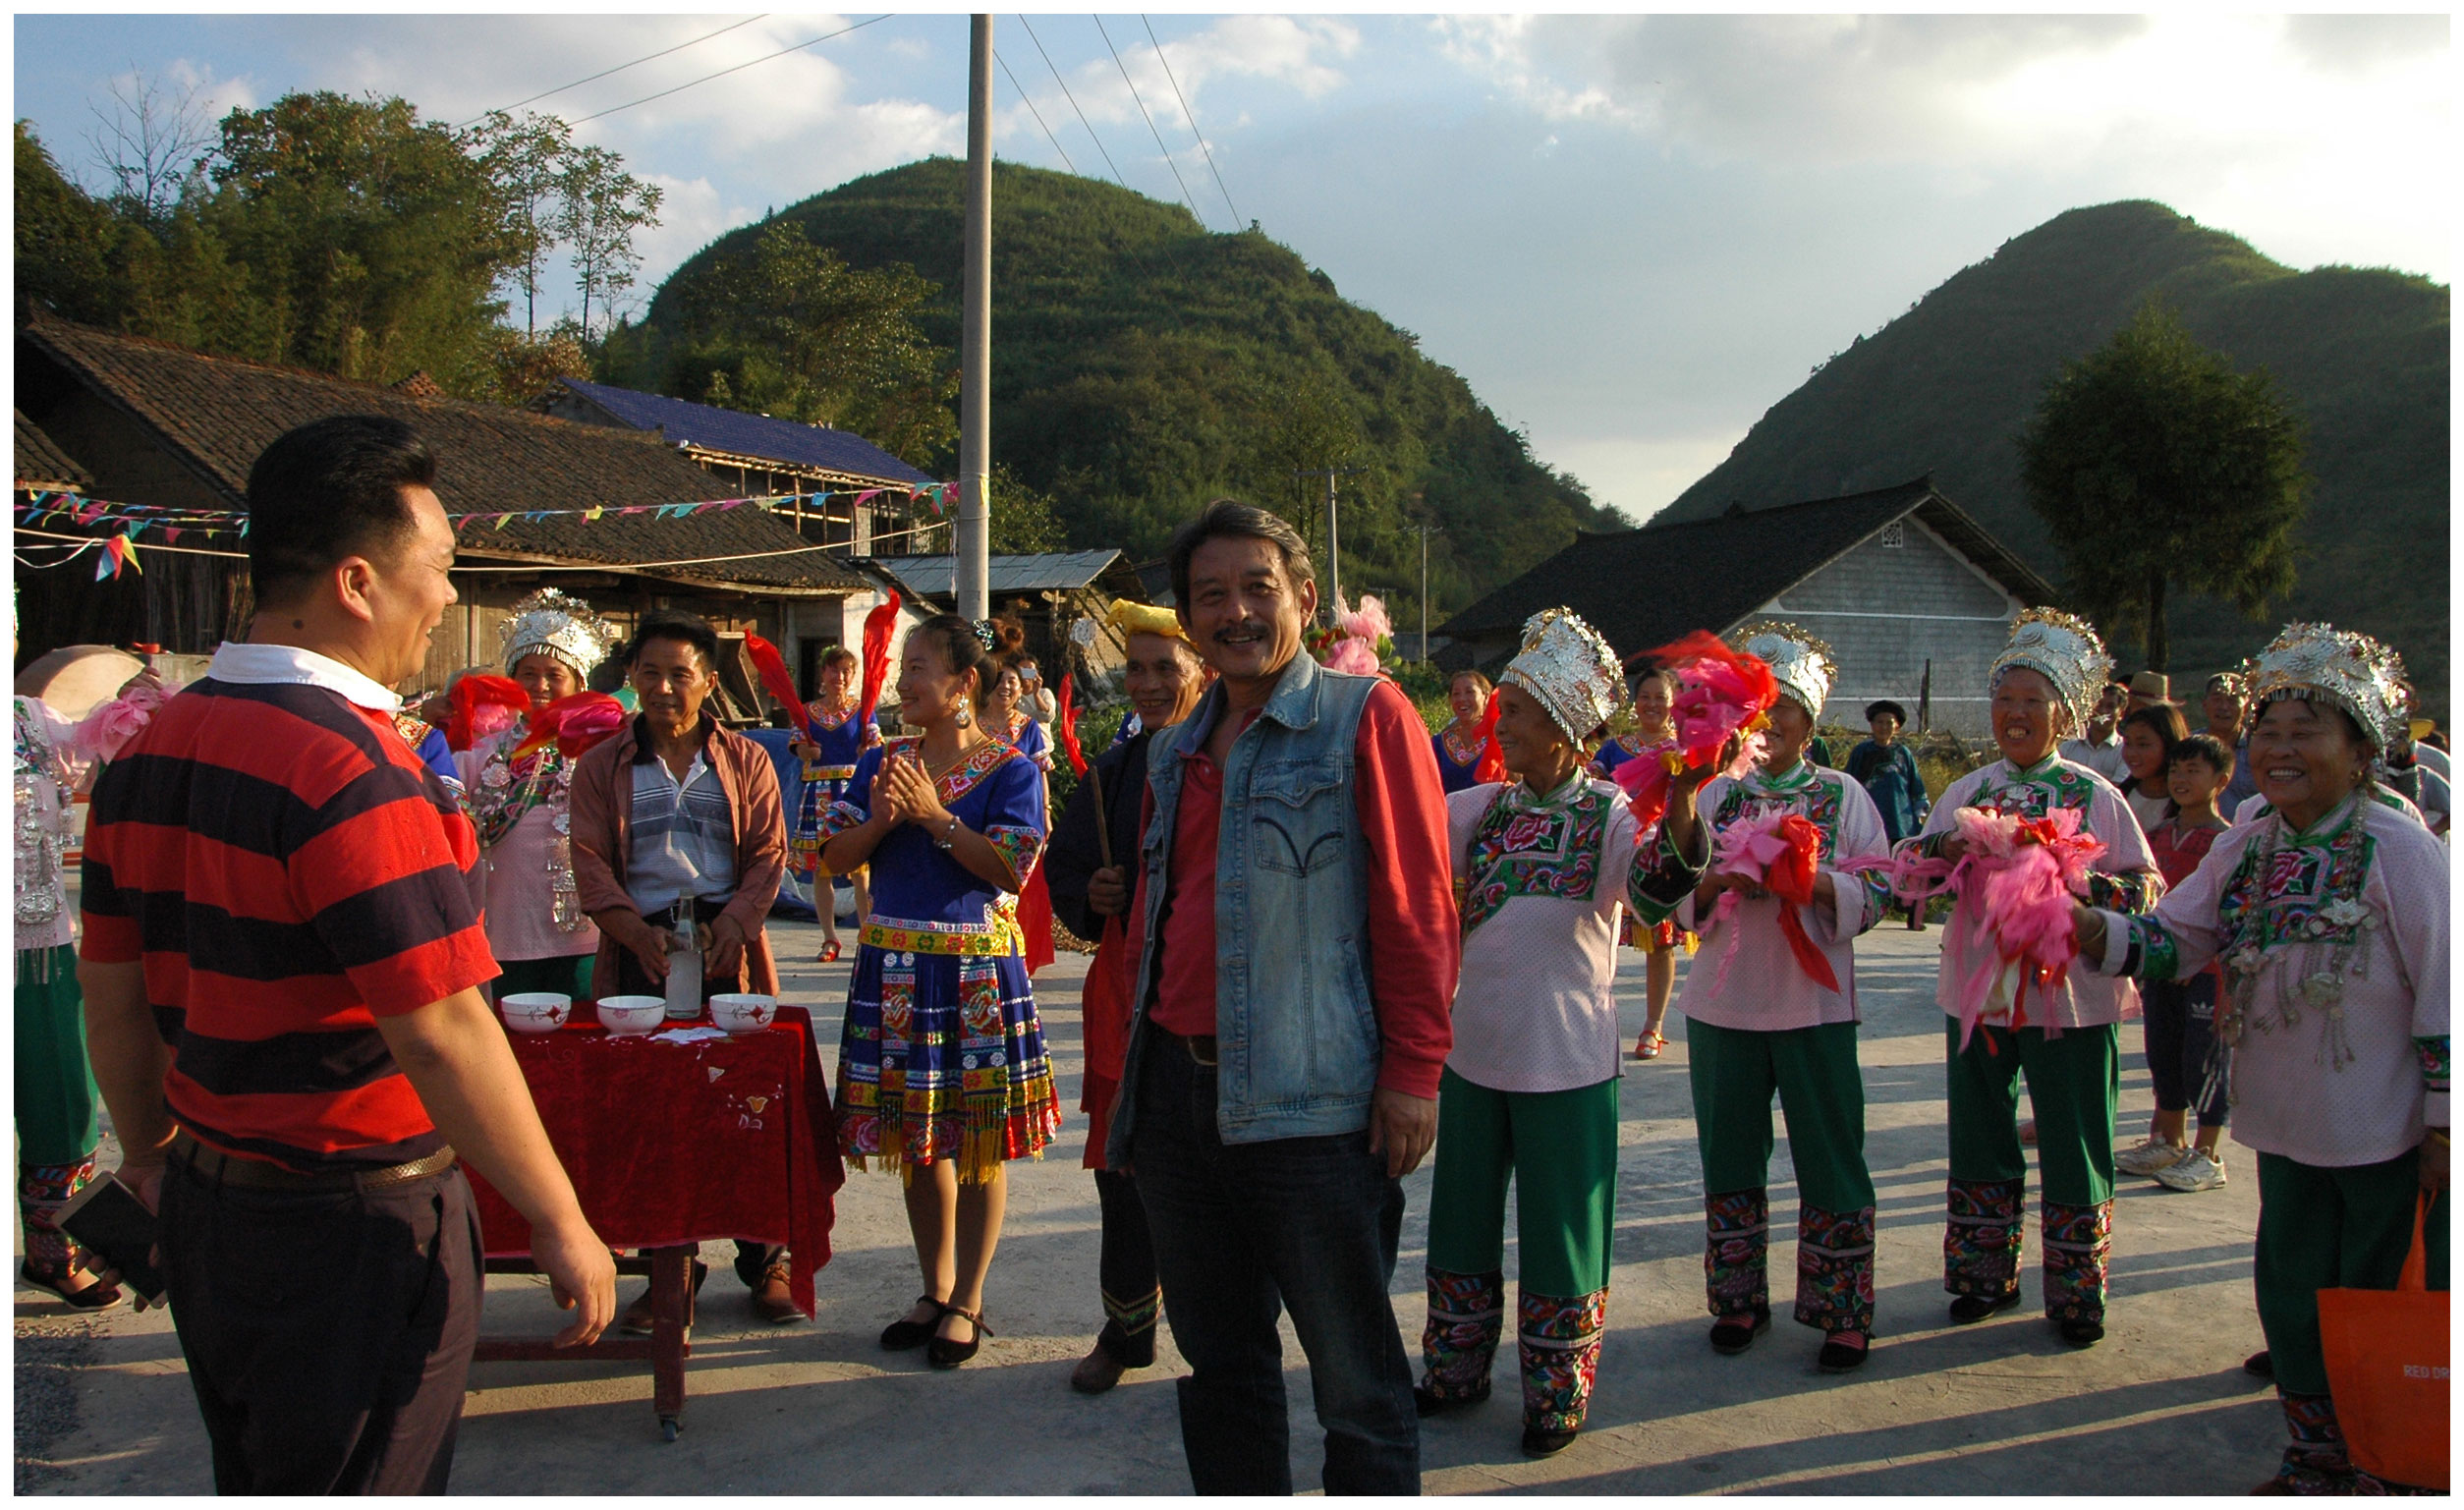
467, 1004, 845, 1316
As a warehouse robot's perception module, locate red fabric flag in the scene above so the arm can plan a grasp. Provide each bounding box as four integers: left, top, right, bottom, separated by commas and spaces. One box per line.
1473, 688, 1508, 784
1763, 813, 1839, 993
744, 633, 814, 740
447, 674, 531, 752
1055, 673, 1088, 778
859, 591, 901, 726
509, 692, 627, 762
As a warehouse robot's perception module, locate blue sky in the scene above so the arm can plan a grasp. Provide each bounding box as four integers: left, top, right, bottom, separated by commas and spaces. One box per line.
12, 12, 2450, 522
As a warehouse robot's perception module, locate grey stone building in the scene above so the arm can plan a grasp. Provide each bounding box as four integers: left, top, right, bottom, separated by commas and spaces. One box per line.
1435, 477, 2059, 737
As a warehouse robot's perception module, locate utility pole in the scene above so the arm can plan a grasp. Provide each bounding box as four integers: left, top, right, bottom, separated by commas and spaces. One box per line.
1291, 465, 1365, 621
956, 14, 993, 621
1414, 521, 1442, 665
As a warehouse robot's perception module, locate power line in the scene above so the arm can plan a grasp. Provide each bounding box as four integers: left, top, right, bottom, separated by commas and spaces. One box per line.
1017, 13, 1130, 190
994, 46, 1076, 176
566, 14, 892, 126
1144, 15, 1240, 228
460, 15, 768, 128
1092, 15, 1204, 229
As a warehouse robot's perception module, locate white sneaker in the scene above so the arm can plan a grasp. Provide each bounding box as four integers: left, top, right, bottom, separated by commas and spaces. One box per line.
2155, 1149, 2227, 1192
2115, 1138, 2191, 1176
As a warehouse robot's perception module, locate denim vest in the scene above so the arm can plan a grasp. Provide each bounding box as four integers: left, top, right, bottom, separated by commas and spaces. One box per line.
1106, 652, 1381, 1161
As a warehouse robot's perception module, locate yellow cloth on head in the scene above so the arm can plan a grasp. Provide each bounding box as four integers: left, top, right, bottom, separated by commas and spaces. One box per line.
1105, 598, 1188, 643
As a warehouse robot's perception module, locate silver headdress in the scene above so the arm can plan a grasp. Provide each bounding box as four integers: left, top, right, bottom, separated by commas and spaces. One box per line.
498, 589, 620, 679
1989, 608, 2112, 729
1732, 621, 1838, 719
1500, 607, 1626, 743
2248, 623, 2408, 753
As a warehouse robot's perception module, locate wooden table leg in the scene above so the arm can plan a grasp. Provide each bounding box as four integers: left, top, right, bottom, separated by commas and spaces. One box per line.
650, 1245, 692, 1441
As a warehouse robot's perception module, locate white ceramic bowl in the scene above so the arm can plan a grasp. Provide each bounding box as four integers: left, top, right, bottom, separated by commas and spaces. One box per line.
595, 995, 666, 1036
709, 993, 779, 1034
500, 992, 572, 1035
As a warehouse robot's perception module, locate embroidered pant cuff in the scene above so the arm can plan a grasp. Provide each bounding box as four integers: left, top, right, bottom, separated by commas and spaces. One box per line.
1420, 1267, 1504, 1400
18, 1151, 98, 1270
1098, 1286, 1161, 1368
1704, 1188, 1770, 1318
1944, 1177, 2025, 1299
1795, 1202, 1877, 1334
2041, 1200, 2113, 1323
1520, 1288, 1608, 1434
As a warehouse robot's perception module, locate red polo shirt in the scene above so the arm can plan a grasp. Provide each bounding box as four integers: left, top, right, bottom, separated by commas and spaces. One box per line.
1141, 679, 1457, 1099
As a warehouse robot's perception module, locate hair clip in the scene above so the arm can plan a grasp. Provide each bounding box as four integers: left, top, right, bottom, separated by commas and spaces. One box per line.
971, 619, 999, 652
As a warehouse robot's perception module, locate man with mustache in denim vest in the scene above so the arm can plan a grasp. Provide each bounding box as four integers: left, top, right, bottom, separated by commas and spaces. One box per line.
1109, 498, 1460, 1494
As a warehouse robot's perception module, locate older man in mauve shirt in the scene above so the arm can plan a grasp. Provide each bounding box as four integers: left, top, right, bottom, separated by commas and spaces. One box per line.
1107, 498, 1459, 1496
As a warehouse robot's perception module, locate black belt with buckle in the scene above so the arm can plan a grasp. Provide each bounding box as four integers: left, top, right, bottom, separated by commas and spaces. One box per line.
1156, 1027, 1218, 1067
171, 1132, 457, 1194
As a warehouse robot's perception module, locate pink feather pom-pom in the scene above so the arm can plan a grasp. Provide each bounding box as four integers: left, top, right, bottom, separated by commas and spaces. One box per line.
1324, 637, 1380, 677
1339, 594, 1393, 644
73, 681, 176, 763
469, 702, 521, 744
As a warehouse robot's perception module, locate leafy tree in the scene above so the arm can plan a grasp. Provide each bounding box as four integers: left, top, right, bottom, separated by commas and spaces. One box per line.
470, 110, 573, 339
2018, 301, 2310, 670
15, 122, 120, 319
640, 220, 957, 467
207, 92, 522, 387
557, 142, 661, 339
987, 463, 1067, 553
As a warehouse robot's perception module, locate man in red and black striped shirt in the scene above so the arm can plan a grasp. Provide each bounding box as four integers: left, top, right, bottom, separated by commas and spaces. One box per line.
80, 416, 616, 1494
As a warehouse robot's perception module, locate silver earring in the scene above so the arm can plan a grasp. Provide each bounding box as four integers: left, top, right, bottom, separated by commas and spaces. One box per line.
955, 703, 972, 728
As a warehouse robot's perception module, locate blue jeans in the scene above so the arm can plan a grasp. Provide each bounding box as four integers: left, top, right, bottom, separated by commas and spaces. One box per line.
1131, 1035, 1421, 1494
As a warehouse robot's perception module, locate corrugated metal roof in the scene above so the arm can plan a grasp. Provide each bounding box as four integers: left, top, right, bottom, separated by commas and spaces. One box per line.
870, 550, 1126, 598
555, 378, 936, 487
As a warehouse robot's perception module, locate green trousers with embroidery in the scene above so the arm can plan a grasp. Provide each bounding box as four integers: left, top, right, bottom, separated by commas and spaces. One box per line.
1943, 1020, 2119, 1321
1426, 1069, 1619, 1295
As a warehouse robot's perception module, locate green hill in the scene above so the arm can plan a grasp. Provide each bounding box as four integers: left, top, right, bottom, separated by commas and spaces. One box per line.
1656, 200, 2448, 710
628, 158, 1623, 624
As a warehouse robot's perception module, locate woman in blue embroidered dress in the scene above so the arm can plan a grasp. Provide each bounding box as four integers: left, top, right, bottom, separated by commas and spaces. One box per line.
789, 646, 878, 964
1431, 669, 1492, 794
819, 615, 1061, 1370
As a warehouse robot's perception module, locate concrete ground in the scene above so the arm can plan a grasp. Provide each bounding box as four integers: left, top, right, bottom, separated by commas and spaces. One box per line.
17, 915, 2289, 1495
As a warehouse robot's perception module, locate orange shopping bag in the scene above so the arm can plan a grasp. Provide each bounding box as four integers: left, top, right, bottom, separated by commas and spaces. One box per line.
2318, 1195, 2447, 1490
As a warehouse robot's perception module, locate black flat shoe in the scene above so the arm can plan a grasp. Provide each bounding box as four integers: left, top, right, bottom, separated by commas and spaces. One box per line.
927, 1305, 991, 1369
1948, 1290, 2024, 1324
1817, 1332, 1873, 1373
18, 1263, 123, 1311
1709, 1309, 1771, 1355
2244, 1349, 2273, 1380
2057, 1318, 2104, 1348
880, 1295, 947, 1351
1522, 1426, 1578, 1457
1414, 1380, 1489, 1417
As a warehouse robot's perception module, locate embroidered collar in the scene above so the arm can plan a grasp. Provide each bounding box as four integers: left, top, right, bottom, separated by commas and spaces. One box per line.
2009, 751, 2064, 780
1440, 725, 1484, 765
208, 642, 401, 713
809, 699, 859, 731
1504, 767, 1591, 811
1748, 758, 1818, 796
885, 735, 1020, 804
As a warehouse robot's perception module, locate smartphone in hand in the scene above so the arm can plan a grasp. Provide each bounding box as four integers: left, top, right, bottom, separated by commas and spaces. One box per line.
57, 1175, 165, 1303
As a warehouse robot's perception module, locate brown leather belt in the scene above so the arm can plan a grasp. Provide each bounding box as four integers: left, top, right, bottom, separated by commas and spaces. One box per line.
1155, 1027, 1218, 1067
171, 1132, 457, 1194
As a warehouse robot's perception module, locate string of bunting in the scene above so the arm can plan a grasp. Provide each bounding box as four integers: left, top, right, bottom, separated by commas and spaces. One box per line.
15, 479, 963, 573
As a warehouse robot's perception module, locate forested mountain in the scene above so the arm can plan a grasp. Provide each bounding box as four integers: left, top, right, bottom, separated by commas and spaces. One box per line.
1656, 200, 2448, 699
617, 158, 1623, 623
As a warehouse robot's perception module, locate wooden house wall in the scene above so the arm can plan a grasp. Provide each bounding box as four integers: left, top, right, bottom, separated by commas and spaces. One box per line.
1759, 517, 2021, 735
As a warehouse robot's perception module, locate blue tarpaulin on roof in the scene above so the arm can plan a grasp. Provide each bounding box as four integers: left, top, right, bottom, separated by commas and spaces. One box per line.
558, 378, 936, 487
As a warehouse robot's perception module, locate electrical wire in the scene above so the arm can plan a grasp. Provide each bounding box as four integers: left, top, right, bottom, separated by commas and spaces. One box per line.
994, 46, 1077, 175
1093, 15, 1204, 228
458, 15, 768, 128
566, 14, 892, 126
1017, 14, 1131, 190
1144, 15, 1240, 228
